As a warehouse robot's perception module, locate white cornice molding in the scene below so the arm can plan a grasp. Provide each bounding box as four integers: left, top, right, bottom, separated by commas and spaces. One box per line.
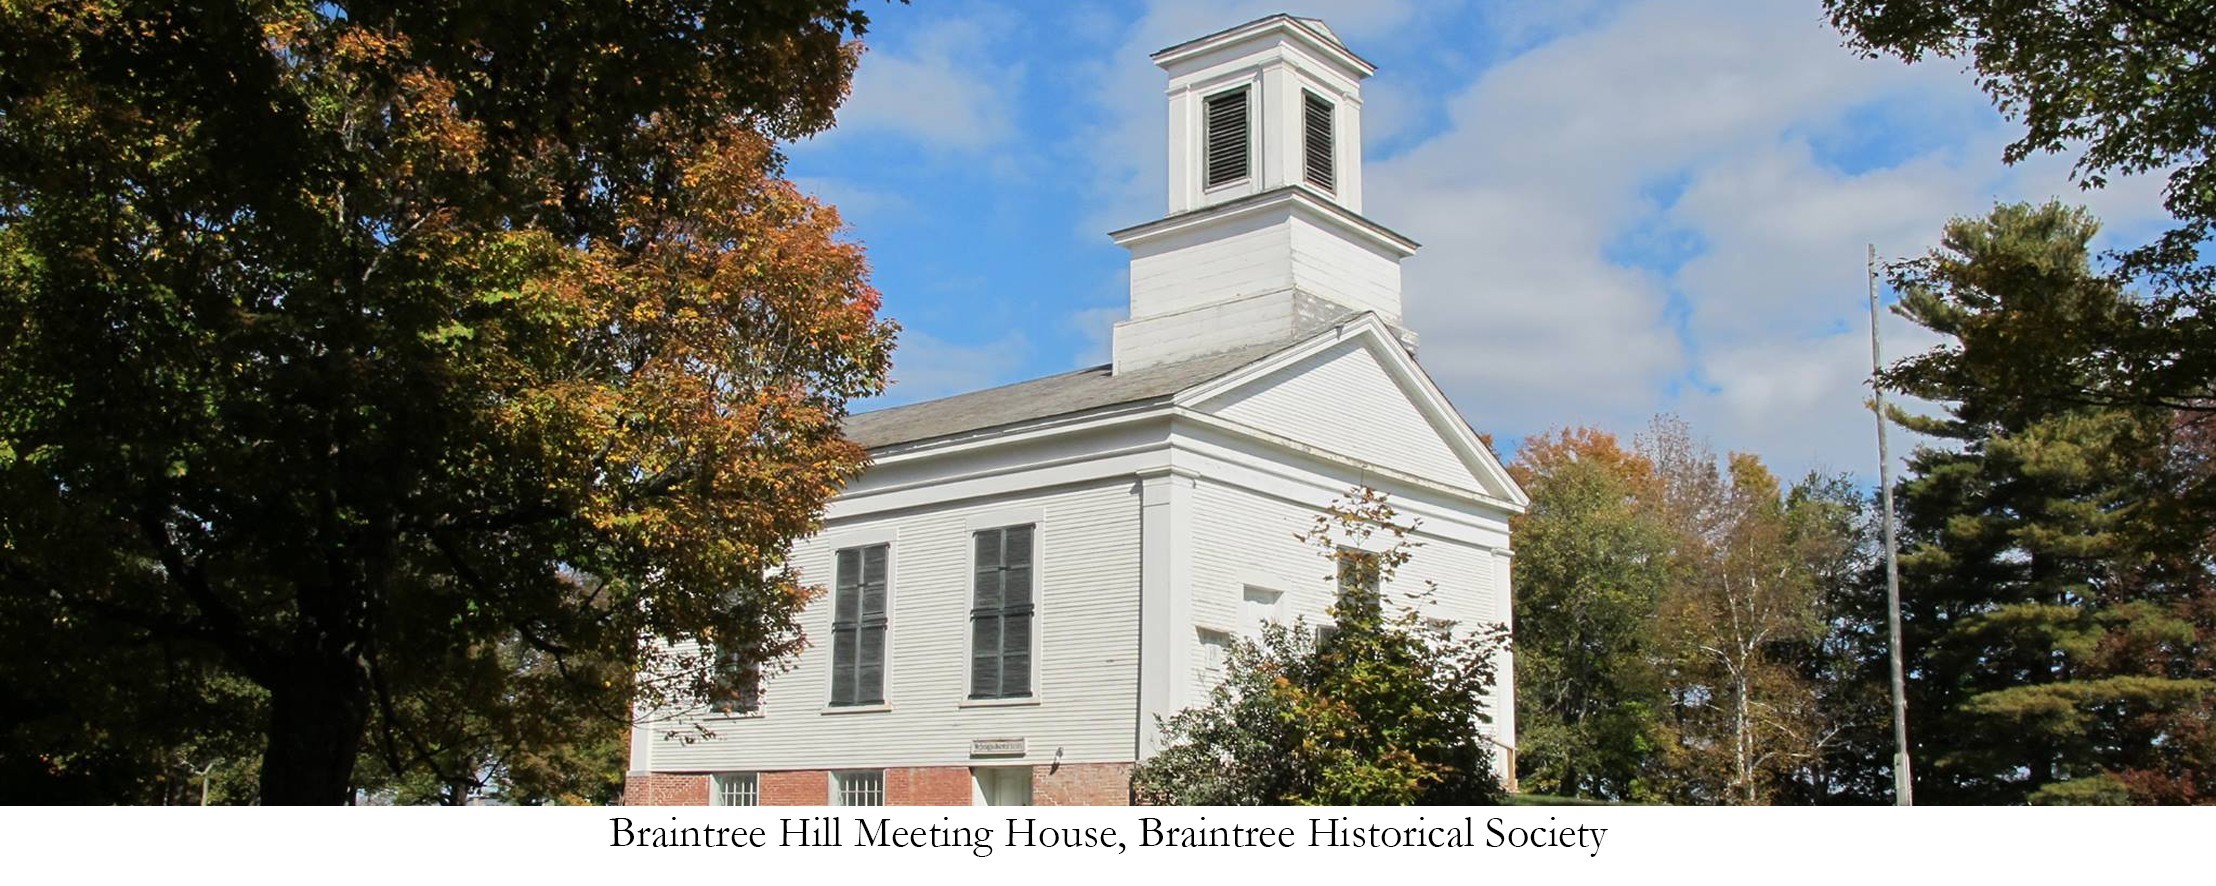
1150, 14, 1375, 79
1108, 185, 1418, 256
845, 317, 1530, 515
1175, 314, 1531, 510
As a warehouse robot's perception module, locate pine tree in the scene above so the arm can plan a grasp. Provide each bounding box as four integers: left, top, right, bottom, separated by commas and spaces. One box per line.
1885, 202, 2216, 804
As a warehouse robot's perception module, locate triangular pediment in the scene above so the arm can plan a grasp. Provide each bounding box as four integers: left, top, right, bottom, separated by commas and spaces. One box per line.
1175, 317, 1526, 509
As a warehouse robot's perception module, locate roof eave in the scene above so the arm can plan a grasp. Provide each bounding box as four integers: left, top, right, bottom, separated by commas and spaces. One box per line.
1108, 185, 1420, 256
1149, 13, 1376, 77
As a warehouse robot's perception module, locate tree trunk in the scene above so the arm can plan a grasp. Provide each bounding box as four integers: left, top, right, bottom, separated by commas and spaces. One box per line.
1734, 666, 1754, 805
258, 645, 374, 805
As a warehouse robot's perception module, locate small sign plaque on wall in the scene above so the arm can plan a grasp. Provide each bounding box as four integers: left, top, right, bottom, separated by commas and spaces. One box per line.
969, 737, 1026, 757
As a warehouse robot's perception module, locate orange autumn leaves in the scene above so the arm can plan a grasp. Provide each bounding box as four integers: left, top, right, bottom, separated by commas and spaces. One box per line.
0, 1, 892, 800
1510, 420, 1861, 803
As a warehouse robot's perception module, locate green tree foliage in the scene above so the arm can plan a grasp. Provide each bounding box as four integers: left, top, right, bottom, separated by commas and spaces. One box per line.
0, 586, 265, 803
0, 1, 895, 804
1132, 488, 1510, 806
1825, 0, 2216, 417
349, 633, 629, 806
1644, 423, 1866, 805
1883, 202, 2216, 804
1507, 428, 1671, 802
1765, 473, 1897, 805
1509, 422, 1879, 804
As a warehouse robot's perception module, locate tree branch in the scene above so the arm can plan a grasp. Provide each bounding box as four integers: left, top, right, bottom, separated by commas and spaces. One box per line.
133, 506, 279, 685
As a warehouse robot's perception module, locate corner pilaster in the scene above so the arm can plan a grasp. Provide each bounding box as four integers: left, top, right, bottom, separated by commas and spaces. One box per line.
1136, 465, 1199, 758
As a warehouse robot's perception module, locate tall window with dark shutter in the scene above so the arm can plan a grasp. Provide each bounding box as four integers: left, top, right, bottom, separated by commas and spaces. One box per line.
708, 649, 762, 715
1303, 90, 1335, 192
1203, 87, 1251, 189
970, 525, 1035, 699
830, 544, 888, 706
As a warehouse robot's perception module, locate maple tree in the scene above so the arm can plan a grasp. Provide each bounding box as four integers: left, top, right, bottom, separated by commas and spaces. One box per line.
1506, 427, 1672, 801
0, 1, 893, 803
1509, 423, 1877, 804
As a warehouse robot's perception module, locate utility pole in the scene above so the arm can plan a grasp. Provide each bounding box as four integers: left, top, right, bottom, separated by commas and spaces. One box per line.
1868, 244, 1914, 806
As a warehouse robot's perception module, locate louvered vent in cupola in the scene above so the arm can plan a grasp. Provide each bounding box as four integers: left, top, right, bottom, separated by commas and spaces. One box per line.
1303, 90, 1335, 192
1203, 87, 1250, 189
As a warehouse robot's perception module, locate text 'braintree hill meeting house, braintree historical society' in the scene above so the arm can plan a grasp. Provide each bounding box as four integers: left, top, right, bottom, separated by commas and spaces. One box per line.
625, 13, 1526, 807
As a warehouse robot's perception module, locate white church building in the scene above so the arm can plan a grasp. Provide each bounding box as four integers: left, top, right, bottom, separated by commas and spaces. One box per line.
624, 13, 1526, 807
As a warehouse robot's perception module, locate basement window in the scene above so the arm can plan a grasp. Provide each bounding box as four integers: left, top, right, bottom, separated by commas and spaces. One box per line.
713, 773, 758, 806
833, 770, 885, 806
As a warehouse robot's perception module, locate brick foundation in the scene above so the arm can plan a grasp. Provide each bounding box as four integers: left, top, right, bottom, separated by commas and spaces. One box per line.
623, 761, 1135, 806
760, 770, 830, 805
1033, 762, 1133, 806
887, 766, 975, 805
621, 772, 709, 806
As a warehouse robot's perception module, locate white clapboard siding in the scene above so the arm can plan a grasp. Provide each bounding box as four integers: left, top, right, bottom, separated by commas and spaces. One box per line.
648, 477, 1142, 772
1197, 337, 1486, 493
1287, 214, 1401, 321
1127, 211, 1293, 319
1182, 473, 1507, 718
1126, 213, 1401, 326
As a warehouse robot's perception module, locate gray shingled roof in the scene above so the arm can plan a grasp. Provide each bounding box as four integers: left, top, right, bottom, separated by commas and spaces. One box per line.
844, 341, 1292, 451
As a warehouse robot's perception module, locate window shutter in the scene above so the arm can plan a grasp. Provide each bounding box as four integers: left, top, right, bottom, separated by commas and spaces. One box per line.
1204, 88, 1250, 188
860, 545, 888, 619
969, 526, 1037, 700
830, 627, 857, 705
738, 661, 761, 712
971, 528, 1004, 698
1001, 611, 1032, 697
857, 623, 885, 705
856, 544, 888, 704
970, 614, 1000, 698
973, 531, 1003, 609
1303, 91, 1335, 191
834, 549, 861, 623
1002, 525, 1033, 609
1001, 525, 1033, 697
830, 545, 887, 706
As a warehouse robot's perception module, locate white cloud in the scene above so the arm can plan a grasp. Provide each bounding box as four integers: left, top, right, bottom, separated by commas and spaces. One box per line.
828, 16, 1024, 152
870, 329, 1032, 408
1038, 0, 2179, 480
1352, 0, 2176, 478
1358, 76, 1427, 151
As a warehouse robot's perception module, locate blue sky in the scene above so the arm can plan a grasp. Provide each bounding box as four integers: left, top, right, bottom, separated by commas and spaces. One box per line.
786, 0, 2175, 478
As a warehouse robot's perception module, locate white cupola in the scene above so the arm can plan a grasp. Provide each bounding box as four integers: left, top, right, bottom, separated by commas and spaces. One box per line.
1109, 14, 1419, 374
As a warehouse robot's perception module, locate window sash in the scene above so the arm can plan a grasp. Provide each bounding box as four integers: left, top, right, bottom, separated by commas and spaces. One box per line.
834, 770, 885, 807
831, 544, 889, 706
970, 525, 1036, 699
713, 773, 758, 806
